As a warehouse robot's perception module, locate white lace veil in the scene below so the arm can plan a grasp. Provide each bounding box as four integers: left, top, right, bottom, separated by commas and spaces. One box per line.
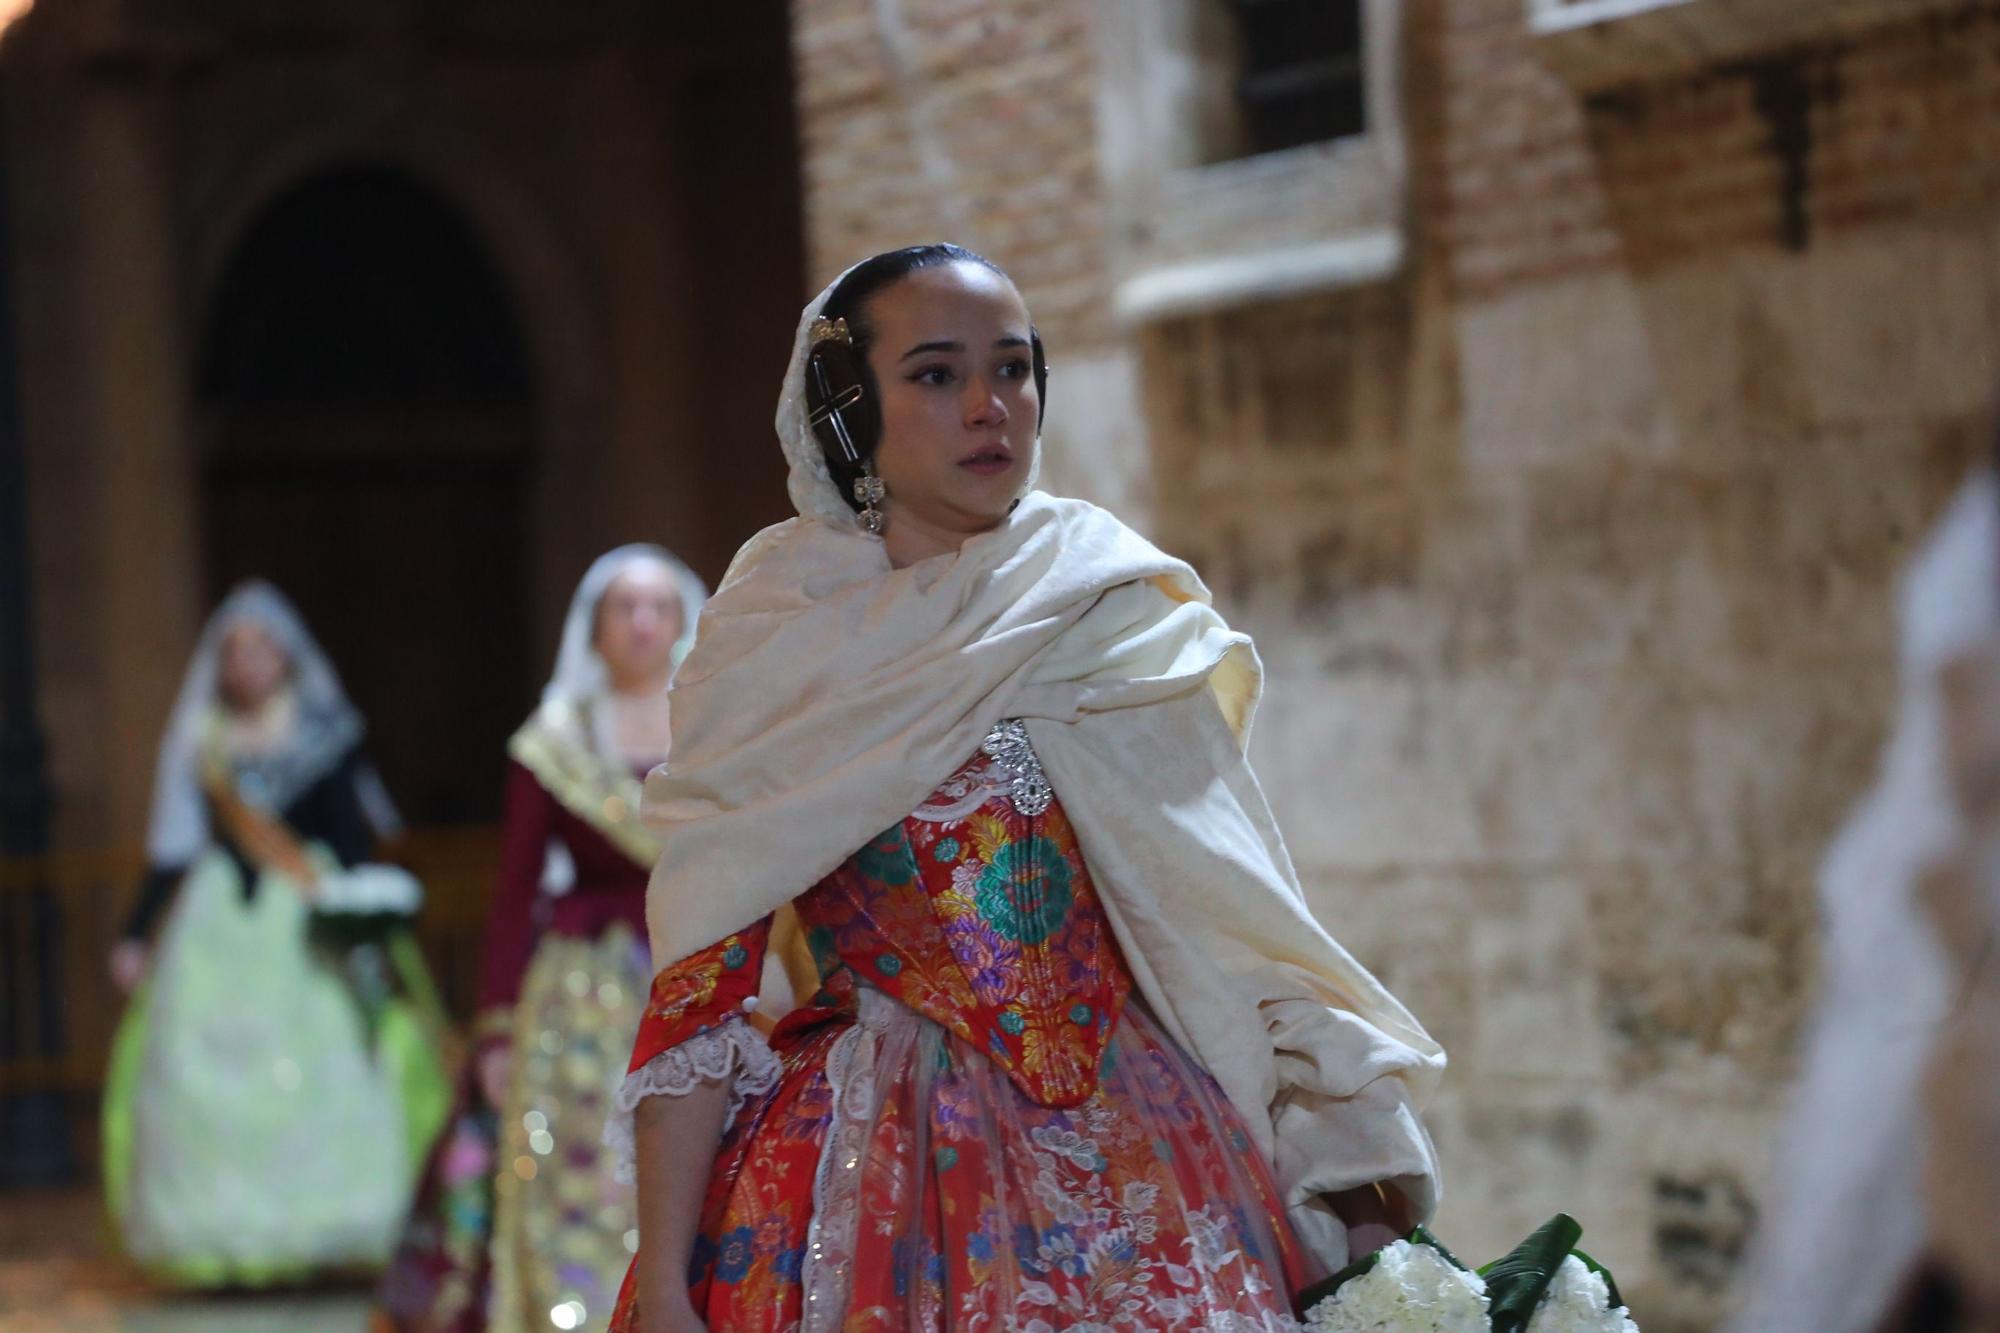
541, 544, 707, 712
145, 580, 395, 865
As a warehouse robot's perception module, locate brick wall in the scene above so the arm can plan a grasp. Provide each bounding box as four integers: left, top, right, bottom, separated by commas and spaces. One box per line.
1441, 2, 2000, 296
793, 0, 1114, 349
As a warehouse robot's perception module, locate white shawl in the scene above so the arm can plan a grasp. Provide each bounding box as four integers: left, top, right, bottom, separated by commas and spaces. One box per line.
641, 272, 1444, 1271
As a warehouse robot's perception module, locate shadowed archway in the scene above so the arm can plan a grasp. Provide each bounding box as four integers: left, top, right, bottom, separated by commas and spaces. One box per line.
196, 163, 535, 825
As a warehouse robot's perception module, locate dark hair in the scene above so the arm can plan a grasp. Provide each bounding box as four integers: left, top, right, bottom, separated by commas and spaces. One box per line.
822, 243, 1005, 350
807, 243, 1047, 511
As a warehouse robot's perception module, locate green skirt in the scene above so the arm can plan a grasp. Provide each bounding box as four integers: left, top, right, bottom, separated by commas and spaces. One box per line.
102, 847, 449, 1286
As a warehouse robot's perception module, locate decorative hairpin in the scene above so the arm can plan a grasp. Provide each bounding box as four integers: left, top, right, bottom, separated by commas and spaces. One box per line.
809, 316, 852, 347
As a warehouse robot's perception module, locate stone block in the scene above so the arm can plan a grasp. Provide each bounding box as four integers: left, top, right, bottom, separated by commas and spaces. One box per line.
1797, 226, 2000, 424
1457, 272, 1674, 468
1467, 872, 1611, 1081
1584, 859, 1815, 1092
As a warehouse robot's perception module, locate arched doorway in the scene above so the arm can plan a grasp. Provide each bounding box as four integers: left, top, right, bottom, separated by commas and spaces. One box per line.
195, 163, 534, 826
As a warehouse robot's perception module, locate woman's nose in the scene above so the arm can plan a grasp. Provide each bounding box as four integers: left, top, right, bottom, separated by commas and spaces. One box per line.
965, 378, 1009, 427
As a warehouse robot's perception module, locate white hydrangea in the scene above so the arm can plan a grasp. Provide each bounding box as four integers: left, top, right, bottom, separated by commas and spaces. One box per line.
1302, 1241, 1492, 1333
1524, 1256, 1640, 1333
312, 863, 423, 915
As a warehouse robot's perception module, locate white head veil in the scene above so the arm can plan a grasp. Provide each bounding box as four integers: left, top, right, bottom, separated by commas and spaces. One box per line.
145, 580, 395, 865
541, 544, 707, 710
527, 546, 705, 895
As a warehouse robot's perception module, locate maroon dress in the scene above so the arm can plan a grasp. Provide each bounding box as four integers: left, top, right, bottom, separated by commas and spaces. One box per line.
475, 759, 652, 1019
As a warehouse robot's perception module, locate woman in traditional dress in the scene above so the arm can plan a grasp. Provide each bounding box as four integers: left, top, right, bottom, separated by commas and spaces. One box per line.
380, 546, 707, 1333
610, 244, 1446, 1333
103, 580, 449, 1286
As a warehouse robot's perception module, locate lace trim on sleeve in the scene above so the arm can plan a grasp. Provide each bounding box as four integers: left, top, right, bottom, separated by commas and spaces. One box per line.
602, 1014, 782, 1184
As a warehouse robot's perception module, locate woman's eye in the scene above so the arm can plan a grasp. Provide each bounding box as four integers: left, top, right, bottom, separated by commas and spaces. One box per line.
910, 365, 955, 386
997, 358, 1031, 380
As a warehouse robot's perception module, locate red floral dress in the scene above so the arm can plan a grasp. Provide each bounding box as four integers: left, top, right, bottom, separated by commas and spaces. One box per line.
610, 722, 1308, 1332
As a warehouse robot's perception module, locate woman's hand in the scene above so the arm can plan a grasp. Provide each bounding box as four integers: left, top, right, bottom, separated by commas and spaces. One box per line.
635, 1284, 709, 1333
1345, 1218, 1402, 1260
631, 1082, 728, 1333
477, 1040, 515, 1109
109, 940, 148, 993
1330, 1182, 1412, 1260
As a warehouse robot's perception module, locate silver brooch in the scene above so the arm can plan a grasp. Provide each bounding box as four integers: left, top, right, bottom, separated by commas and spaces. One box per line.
981, 719, 1052, 818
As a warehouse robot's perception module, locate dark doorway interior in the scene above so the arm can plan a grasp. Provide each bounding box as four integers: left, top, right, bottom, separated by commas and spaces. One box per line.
196, 164, 535, 826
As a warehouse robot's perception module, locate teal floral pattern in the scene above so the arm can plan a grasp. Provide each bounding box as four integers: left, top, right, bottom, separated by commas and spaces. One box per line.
973, 836, 1074, 945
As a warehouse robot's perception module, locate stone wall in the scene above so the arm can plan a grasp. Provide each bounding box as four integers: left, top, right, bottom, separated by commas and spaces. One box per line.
789, 1, 2000, 1326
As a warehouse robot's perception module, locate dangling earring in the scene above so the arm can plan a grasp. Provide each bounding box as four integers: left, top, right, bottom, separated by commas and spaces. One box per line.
853, 464, 887, 535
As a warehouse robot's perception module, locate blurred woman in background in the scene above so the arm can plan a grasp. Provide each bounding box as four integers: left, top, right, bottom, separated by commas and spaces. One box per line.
1729, 446, 2000, 1333
104, 579, 448, 1286
380, 546, 706, 1333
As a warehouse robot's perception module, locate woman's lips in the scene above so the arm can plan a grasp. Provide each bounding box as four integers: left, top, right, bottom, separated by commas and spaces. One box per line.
959, 444, 1014, 476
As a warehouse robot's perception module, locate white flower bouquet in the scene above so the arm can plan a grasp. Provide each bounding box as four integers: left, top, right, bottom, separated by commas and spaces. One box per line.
307, 862, 427, 1044
1301, 1235, 1490, 1332
312, 861, 424, 920
1300, 1216, 1638, 1333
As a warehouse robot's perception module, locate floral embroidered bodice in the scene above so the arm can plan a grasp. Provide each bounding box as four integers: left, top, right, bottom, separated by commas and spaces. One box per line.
628, 721, 1132, 1109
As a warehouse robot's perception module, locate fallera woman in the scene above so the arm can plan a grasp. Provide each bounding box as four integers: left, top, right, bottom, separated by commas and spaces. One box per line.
612, 245, 1445, 1332
381, 547, 708, 1333
105, 580, 448, 1286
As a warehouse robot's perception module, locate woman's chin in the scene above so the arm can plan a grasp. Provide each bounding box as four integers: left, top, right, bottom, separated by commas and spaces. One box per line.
887, 475, 1025, 541
951, 470, 1027, 520
954, 499, 1019, 534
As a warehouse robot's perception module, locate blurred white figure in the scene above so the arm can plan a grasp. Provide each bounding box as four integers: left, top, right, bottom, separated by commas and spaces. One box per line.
1916, 493, 2000, 1328
1730, 472, 2000, 1332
